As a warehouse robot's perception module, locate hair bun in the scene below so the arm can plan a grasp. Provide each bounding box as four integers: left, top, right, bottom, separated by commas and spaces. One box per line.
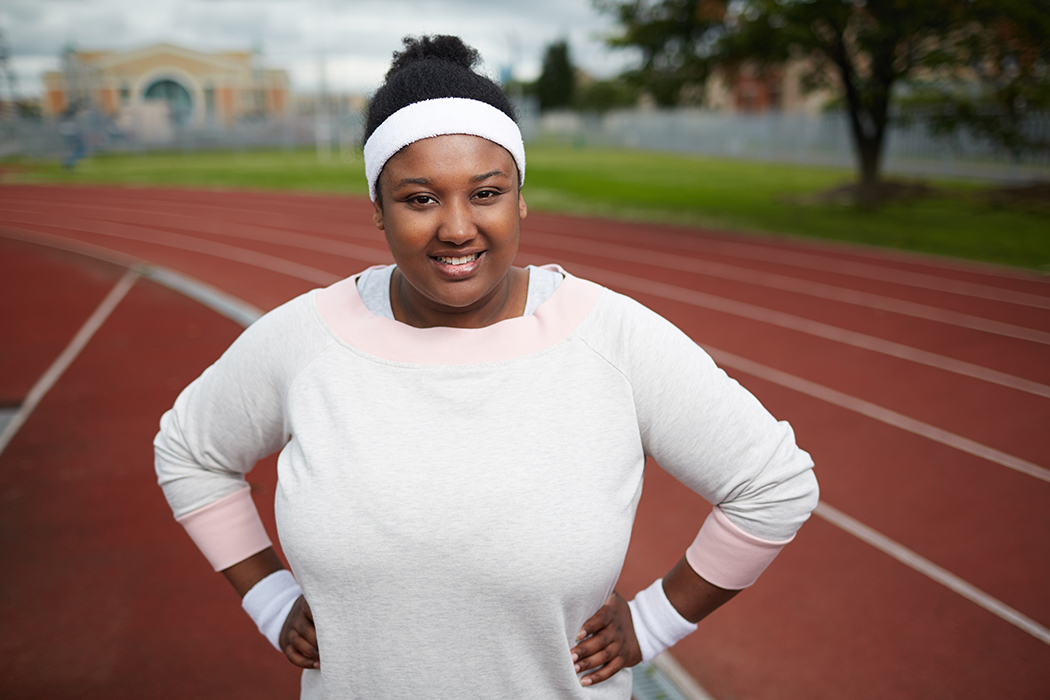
387, 35, 480, 77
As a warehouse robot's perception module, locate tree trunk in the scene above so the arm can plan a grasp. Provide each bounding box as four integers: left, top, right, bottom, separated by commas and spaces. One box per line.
855, 131, 884, 209
834, 39, 892, 209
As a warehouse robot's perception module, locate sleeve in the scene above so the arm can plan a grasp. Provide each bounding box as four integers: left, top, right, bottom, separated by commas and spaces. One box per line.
154, 295, 323, 571
615, 294, 819, 589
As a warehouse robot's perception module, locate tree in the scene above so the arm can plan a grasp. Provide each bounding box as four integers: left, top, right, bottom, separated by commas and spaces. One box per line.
597, 0, 1050, 207
575, 79, 641, 113
535, 40, 576, 111
908, 1, 1050, 163
595, 0, 727, 106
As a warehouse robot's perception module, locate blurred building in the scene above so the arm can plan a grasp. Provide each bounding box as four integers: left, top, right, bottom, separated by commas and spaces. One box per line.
42, 43, 291, 129
705, 61, 833, 116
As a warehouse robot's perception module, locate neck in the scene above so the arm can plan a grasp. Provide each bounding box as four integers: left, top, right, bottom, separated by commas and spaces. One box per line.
390, 267, 529, 329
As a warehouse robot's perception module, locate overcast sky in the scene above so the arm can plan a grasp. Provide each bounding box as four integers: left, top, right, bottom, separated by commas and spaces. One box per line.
0, 0, 641, 98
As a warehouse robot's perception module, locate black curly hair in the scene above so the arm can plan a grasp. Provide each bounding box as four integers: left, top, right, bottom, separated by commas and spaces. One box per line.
364, 35, 517, 144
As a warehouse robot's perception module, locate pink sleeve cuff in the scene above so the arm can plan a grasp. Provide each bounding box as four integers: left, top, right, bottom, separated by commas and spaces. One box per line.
175, 487, 272, 571
685, 507, 792, 590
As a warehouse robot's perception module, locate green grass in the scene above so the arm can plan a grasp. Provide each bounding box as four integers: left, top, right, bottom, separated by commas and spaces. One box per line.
7, 148, 369, 194
6, 146, 1048, 271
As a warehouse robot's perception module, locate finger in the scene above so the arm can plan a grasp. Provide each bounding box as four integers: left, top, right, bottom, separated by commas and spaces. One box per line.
580, 656, 625, 686
289, 628, 319, 659
575, 641, 621, 673
280, 596, 305, 651
286, 629, 320, 669
576, 605, 614, 641
284, 641, 320, 670
570, 628, 615, 665
295, 614, 319, 648
300, 598, 314, 622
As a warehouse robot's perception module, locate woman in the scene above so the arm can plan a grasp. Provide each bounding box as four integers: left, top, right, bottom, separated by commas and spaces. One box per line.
155, 36, 818, 699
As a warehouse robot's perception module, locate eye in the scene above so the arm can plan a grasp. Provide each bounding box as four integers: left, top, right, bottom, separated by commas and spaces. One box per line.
408, 194, 436, 206
473, 189, 501, 201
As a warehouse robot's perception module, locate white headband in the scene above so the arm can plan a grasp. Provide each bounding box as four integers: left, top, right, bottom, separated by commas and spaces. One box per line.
363, 97, 526, 201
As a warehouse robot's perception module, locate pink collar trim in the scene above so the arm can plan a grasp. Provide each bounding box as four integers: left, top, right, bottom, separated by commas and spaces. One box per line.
314, 265, 603, 365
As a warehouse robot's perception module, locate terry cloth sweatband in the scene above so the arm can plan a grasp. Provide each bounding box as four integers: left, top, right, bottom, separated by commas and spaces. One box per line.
242, 569, 302, 652
363, 97, 526, 201
628, 579, 697, 662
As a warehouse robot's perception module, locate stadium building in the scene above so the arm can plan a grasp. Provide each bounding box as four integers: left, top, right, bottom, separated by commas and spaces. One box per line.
42, 43, 290, 128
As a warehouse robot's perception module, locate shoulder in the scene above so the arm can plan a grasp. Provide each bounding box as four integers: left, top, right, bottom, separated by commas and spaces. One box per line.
214, 288, 335, 382
575, 281, 710, 368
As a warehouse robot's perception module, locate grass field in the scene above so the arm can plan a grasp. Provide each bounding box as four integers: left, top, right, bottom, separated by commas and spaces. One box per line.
6, 146, 1048, 271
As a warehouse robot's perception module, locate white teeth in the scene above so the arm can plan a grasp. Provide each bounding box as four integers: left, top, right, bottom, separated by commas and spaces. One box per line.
436, 253, 479, 265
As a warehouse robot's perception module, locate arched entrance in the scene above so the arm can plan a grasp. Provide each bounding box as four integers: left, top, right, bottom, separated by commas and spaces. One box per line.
144, 79, 193, 125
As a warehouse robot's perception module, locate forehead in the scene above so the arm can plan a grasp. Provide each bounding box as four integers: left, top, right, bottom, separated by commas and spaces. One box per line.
383, 134, 517, 180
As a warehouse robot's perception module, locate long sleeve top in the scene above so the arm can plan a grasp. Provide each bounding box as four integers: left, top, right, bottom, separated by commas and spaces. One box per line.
155, 265, 818, 699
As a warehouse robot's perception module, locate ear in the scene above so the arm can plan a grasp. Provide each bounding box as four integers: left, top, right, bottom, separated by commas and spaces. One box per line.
518, 192, 528, 220
372, 198, 385, 230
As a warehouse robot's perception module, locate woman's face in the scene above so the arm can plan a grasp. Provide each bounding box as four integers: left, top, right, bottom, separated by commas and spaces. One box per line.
373, 133, 528, 327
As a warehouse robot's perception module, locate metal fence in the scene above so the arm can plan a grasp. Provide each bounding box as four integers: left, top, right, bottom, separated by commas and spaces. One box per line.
3, 107, 1047, 183
521, 108, 1050, 182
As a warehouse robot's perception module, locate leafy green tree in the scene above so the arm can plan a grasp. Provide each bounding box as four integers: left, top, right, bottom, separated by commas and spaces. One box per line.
595, 0, 727, 106
575, 79, 640, 113
535, 40, 576, 111
909, 2, 1050, 162
597, 0, 1050, 207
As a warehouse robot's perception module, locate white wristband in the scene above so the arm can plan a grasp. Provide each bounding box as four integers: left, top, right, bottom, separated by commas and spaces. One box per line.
628, 578, 698, 662
241, 569, 302, 651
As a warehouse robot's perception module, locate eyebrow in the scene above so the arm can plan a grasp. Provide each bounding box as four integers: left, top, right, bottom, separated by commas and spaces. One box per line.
471, 170, 508, 182
394, 177, 432, 188
392, 170, 509, 189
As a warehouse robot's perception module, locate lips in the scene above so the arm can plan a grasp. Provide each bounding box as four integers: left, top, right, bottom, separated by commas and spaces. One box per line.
430, 250, 485, 280
434, 252, 480, 266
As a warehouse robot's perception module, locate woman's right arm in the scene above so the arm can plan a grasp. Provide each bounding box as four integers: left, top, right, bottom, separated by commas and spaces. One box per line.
154, 297, 328, 663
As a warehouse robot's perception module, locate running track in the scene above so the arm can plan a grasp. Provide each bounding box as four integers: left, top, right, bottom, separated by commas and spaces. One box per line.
1, 184, 1047, 699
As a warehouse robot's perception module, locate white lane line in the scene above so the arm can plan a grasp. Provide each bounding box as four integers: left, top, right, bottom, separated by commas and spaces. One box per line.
649, 653, 716, 700
815, 502, 1050, 645
0, 269, 139, 457
525, 232, 1050, 345
0, 407, 18, 435
521, 259, 1050, 399
704, 347, 1050, 484
0, 214, 340, 286
529, 223, 1050, 310
139, 265, 263, 327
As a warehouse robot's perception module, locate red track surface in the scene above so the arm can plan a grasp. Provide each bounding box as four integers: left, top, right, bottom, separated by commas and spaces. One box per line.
1, 184, 1047, 699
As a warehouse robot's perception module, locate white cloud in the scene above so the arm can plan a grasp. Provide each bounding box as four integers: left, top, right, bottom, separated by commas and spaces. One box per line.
2, 0, 638, 97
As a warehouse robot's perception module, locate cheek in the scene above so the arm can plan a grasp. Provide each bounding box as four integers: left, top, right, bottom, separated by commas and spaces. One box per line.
382, 216, 429, 253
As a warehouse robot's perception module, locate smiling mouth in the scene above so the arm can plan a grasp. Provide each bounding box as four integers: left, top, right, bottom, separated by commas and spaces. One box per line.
434, 252, 481, 265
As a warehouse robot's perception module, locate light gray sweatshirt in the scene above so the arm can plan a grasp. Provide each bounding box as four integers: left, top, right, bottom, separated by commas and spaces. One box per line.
155, 265, 817, 699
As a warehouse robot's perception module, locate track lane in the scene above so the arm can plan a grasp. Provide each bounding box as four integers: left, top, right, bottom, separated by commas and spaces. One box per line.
0, 239, 128, 404
2, 185, 1041, 700
9, 195, 1047, 393
520, 210, 1050, 295
17, 194, 1050, 338
0, 246, 299, 698
6, 220, 1041, 629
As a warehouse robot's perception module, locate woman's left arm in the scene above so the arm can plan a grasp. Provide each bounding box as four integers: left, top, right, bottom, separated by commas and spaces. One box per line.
611, 294, 820, 661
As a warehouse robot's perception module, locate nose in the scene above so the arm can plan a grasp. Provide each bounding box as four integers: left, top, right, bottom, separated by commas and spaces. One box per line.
437, 198, 476, 244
